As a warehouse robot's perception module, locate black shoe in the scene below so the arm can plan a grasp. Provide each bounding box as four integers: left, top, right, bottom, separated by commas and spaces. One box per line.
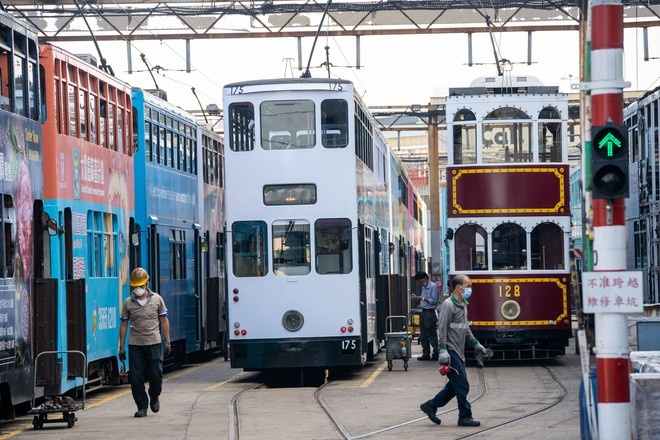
458, 417, 480, 427
417, 355, 431, 361
134, 409, 147, 418
150, 398, 160, 413
420, 403, 441, 425
430, 354, 439, 361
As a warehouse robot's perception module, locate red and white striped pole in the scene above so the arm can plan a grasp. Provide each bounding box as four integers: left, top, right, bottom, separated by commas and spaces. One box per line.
590, 0, 631, 438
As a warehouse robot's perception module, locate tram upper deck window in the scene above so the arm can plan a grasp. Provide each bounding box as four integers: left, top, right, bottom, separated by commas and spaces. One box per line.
261, 100, 315, 150
228, 102, 255, 152
315, 218, 352, 275
539, 107, 562, 163
321, 99, 348, 148
452, 109, 476, 164
231, 221, 268, 277
483, 108, 532, 164
454, 224, 488, 271
273, 220, 311, 277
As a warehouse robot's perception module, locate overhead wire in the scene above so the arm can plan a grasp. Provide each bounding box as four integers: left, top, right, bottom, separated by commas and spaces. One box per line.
75, 0, 223, 106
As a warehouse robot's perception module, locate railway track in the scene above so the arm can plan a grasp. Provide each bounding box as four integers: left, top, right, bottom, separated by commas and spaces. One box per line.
230, 361, 572, 440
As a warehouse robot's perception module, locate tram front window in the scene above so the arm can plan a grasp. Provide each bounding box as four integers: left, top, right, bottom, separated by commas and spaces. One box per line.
538, 106, 562, 163
231, 221, 268, 277
261, 99, 315, 150
228, 103, 255, 152
315, 218, 352, 275
482, 122, 532, 163
492, 223, 526, 270
272, 220, 311, 276
452, 109, 476, 164
531, 222, 564, 269
454, 224, 488, 271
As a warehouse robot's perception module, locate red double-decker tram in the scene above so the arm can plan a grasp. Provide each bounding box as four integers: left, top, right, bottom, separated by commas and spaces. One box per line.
444, 75, 572, 360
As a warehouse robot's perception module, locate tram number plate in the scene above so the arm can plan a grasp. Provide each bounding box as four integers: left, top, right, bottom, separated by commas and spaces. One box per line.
341, 339, 357, 353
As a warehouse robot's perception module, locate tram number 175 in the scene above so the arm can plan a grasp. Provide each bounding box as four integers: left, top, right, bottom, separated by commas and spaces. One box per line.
341, 339, 357, 353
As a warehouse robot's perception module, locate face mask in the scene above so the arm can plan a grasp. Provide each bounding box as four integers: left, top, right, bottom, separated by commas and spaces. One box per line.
462, 287, 472, 300
134, 287, 146, 297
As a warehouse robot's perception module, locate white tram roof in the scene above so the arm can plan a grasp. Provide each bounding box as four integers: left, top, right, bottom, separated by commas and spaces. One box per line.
223, 77, 354, 94
449, 75, 559, 96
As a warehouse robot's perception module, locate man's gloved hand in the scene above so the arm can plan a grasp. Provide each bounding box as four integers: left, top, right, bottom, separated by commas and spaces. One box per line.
118, 347, 126, 362
438, 349, 450, 365
164, 340, 171, 356
475, 343, 489, 355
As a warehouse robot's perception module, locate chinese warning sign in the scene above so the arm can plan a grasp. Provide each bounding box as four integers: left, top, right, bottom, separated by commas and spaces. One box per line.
582, 271, 644, 313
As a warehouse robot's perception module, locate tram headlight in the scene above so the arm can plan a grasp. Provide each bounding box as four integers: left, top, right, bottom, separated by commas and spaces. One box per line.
501, 300, 521, 320
282, 310, 304, 332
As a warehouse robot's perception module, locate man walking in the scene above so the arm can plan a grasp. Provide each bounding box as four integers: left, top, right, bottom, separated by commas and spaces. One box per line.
413, 271, 439, 361
119, 267, 171, 418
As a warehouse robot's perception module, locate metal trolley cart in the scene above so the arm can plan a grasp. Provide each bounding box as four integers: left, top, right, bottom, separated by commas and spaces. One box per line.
29, 350, 87, 429
385, 315, 411, 371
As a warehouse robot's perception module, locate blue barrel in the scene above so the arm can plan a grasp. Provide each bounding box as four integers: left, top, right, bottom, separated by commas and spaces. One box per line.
579, 367, 598, 440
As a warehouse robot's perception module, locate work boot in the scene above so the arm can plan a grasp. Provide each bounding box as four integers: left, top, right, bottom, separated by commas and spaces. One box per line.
417, 355, 431, 361
420, 402, 441, 425
458, 417, 480, 427
150, 398, 160, 413
430, 353, 439, 361
134, 409, 147, 418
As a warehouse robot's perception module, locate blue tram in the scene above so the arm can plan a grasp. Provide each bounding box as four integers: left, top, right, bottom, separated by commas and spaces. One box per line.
131, 89, 225, 361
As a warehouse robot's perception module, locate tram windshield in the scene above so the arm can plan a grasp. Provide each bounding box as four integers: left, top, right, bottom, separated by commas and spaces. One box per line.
231, 221, 268, 277
273, 220, 311, 276
453, 222, 566, 271
315, 218, 352, 275
261, 99, 315, 150
454, 224, 488, 271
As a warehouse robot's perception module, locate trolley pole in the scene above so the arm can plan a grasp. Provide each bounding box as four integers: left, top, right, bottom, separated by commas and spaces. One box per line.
589, 0, 632, 438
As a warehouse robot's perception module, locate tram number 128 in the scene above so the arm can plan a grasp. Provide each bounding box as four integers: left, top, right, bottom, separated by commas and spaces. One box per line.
498, 285, 522, 298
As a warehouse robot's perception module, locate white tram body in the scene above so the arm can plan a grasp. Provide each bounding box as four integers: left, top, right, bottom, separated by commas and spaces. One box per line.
222, 78, 425, 369
445, 75, 573, 360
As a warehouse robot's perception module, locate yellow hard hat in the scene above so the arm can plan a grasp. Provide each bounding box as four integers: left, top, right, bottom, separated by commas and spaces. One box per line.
130, 267, 150, 286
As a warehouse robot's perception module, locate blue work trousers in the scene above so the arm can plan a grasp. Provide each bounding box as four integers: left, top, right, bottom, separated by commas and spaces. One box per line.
425, 349, 472, 419
128, 343, 164, 411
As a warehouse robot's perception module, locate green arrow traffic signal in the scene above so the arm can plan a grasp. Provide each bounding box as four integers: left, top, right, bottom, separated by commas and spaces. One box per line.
597, 132, 622, 157
591, 124, 629, 199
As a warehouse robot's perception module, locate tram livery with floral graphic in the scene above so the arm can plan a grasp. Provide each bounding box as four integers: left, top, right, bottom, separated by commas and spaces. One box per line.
444, 76, 572, 360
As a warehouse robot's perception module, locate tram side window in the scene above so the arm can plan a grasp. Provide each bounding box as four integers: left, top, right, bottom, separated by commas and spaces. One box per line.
454, 224, 488, 271
261, 99, 315, 150
228, 102, 255, 152
273, 220, 310, 277
321, 99, 348, 148
0, 195, 15, 278
170, 229, 186, 280
0, 50, 8, 111
453, 109, 477, 165
315, 218, 352, 275
492, 223, 526, 270
231, 221, 268, 277
531, 223, 564, 270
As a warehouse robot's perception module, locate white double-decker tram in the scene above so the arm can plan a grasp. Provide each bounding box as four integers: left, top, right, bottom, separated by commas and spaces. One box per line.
223, 78, 425, 370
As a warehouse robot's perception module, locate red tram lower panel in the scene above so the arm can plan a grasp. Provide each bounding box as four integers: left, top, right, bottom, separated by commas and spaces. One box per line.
466, 273, 572, 361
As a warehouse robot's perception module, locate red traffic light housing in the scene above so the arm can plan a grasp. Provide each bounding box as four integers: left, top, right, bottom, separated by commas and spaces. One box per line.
591, 123, 629, 199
